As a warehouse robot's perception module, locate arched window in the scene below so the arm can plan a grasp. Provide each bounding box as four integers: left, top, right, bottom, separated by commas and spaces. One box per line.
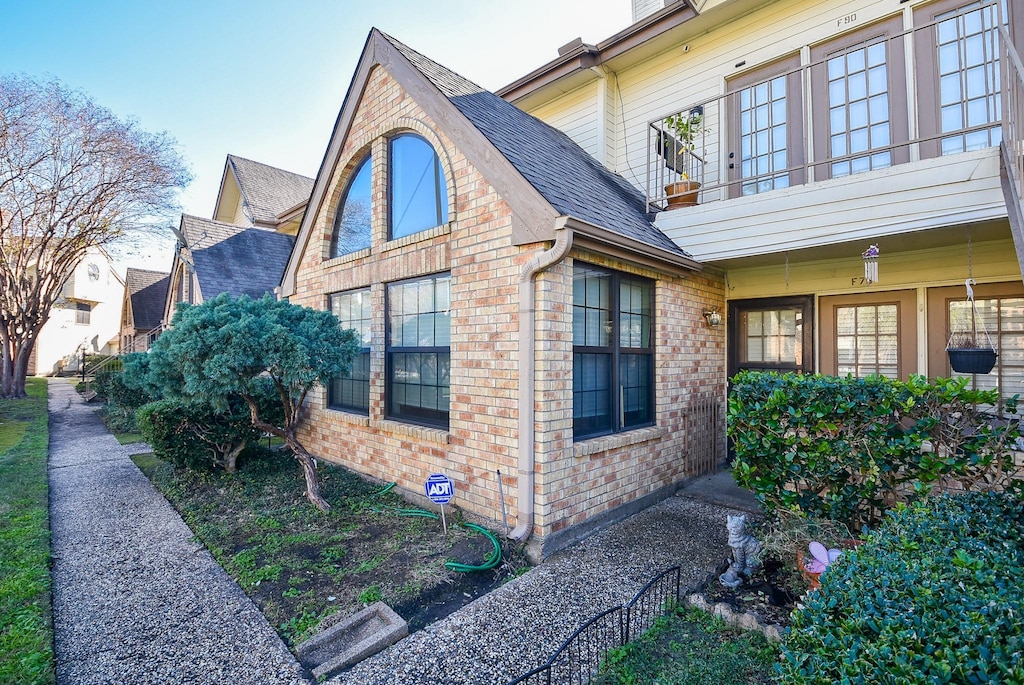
389, 134, 449, 240
330, 155, 372, 259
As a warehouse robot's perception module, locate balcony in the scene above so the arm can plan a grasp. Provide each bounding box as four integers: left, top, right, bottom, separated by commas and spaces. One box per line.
646, 0, 1024, 256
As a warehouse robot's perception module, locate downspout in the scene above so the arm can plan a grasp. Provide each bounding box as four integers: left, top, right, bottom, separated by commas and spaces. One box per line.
510, 220, 573, 542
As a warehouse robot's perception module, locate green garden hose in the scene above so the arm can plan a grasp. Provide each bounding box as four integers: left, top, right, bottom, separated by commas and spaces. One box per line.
444, 523, 502, 573
368, 484, 502, 572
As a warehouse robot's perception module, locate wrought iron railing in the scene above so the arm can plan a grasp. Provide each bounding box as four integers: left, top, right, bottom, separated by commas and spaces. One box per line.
647, 2, 1013, 211
506, 566, 683, 685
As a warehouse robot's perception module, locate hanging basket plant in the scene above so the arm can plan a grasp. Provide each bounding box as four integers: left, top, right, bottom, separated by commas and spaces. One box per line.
947, 343, 997, 374
946, 279, 997, 375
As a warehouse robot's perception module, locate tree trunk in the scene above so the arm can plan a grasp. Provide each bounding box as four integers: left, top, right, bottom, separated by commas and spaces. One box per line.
290, 441, 330, 512
0, 338, 31, 399
220, 440, 247, 474
244, 396, 329, 511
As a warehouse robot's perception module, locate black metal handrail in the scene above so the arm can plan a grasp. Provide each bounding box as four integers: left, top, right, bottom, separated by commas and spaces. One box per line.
506, 566, 683, 685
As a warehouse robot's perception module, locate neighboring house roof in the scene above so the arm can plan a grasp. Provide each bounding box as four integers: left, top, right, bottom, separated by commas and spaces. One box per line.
283, 29, 699, 295
381, 31, 692, 260
125, 268, 169, 331
181, 215, 295, 300
223, 155, 314, 225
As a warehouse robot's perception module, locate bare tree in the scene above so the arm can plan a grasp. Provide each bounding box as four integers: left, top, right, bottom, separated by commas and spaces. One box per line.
0, 75, 189, 398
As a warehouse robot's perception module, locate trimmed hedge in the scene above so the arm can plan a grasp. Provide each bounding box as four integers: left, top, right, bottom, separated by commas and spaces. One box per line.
136, 397, 265, 473
778, 492, 1024, 684
728, 372, 1022, 530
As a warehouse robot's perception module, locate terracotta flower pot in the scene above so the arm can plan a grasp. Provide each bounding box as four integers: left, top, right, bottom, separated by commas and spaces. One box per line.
797, 551, 822, 591
664, 180, 701, 209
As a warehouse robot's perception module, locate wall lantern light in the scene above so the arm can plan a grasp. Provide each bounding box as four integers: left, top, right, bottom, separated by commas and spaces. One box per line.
704, 308, 722, 327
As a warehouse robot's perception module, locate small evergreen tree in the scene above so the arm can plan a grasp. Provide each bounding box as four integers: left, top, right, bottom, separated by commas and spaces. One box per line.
147, 293, 360, 510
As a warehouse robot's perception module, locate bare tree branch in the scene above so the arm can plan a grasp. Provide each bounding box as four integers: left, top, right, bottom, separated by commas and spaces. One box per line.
0, 74, 190, 397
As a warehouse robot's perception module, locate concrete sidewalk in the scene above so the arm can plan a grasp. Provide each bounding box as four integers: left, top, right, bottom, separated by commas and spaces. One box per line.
47, 376, 757, 684
47, 378, 306, 684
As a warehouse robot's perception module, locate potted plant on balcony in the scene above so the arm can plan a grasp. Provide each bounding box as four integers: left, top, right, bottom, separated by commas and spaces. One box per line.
660, 105, 705, 209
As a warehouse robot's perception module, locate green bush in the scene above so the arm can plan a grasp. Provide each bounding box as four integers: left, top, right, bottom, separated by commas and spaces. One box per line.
137, 397, 259, 473
728, 372, 1022, 530
93, 354, 160, 432
777, 492, 1024, 684
136, 382, 282, 473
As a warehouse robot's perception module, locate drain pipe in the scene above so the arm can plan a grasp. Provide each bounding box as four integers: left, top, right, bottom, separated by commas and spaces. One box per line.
510, 220, 573, 542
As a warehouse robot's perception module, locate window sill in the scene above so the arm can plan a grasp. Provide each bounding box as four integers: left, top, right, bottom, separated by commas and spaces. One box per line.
324, 247, 371, 267
372, 419, 450, 444
326, 408, 370, 428
382, 223, 450, 252
573, 425, 667, 458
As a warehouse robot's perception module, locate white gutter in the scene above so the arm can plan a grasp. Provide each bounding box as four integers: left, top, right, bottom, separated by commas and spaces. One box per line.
510, 220, 573, 542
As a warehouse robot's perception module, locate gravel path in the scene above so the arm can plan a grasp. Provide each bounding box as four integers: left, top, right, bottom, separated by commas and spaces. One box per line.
47, 378, 308, 685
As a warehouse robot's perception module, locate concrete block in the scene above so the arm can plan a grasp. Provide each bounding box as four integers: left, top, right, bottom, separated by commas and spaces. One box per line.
295, 602, 408, 680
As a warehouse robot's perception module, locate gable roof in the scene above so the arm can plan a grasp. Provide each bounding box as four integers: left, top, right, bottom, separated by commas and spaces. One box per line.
221, 155, 314, 226
181, 215, 295, 300
124, 268, 169, 331
382, 31, 690, 259
282, 29, 699, 295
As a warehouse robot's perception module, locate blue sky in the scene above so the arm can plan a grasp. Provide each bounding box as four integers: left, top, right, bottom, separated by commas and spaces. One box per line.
2, 0, 627, 269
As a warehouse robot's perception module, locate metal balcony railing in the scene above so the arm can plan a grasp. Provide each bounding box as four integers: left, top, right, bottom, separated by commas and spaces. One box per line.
647, 2, 1018, 212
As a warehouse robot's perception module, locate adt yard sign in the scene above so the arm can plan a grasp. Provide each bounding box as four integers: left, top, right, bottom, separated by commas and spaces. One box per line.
424, 473, 454, 504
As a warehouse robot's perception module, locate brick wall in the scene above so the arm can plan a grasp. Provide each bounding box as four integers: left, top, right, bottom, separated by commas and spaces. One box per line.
532, 253, 726, 552
292, 65, 523, 532
291, 64, 727, 551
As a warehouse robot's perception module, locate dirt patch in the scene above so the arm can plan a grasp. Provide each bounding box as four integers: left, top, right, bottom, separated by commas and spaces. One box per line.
132, 449, 527, 648
699, 557, 807, 629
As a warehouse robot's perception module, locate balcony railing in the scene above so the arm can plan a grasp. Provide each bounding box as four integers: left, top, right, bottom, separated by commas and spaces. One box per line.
647, 2, 1018, 212
1001, 23, 1024, 215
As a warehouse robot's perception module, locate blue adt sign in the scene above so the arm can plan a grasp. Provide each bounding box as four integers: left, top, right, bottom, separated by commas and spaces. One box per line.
424, 473, 454, 504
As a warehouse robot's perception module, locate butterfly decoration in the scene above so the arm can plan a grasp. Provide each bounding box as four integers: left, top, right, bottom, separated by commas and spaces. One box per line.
803, 541, 842, 575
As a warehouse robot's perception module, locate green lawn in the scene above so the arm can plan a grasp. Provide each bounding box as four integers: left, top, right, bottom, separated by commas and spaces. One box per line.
594, 605, 778, 685
0, 378, 55, 685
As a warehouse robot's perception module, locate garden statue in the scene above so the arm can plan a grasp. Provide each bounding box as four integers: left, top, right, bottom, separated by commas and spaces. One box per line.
719, 514, 762, 589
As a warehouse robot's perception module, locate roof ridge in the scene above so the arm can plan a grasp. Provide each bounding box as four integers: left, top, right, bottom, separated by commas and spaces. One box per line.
226, 153, 315, 183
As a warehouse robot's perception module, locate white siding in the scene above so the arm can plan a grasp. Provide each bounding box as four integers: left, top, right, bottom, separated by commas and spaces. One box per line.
529, 81, 601, 158
633, 0, 665, 22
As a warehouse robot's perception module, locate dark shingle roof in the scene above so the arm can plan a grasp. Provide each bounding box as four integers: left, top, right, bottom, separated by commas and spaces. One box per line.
227, 155, 314, 224
181, 215, 295, 300
125, 268, 169, 331
379, 32, 692, 259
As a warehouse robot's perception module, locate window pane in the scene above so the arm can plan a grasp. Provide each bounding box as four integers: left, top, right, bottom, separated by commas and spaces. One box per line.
621, 354, 653, 428
390, 134, 449, 240
739, 72, 791, 194
573, 265, 654, 439
330, 156, 372, 259
834, 303, 899, 377
935, 1, 1004, 154
573, 266, 612, 347
329, 288, 372, 413
741, 306, 802, 364
386, 274, 451, 427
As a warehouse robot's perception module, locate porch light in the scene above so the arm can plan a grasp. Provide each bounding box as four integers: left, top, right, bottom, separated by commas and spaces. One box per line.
704, 308, 722, 327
